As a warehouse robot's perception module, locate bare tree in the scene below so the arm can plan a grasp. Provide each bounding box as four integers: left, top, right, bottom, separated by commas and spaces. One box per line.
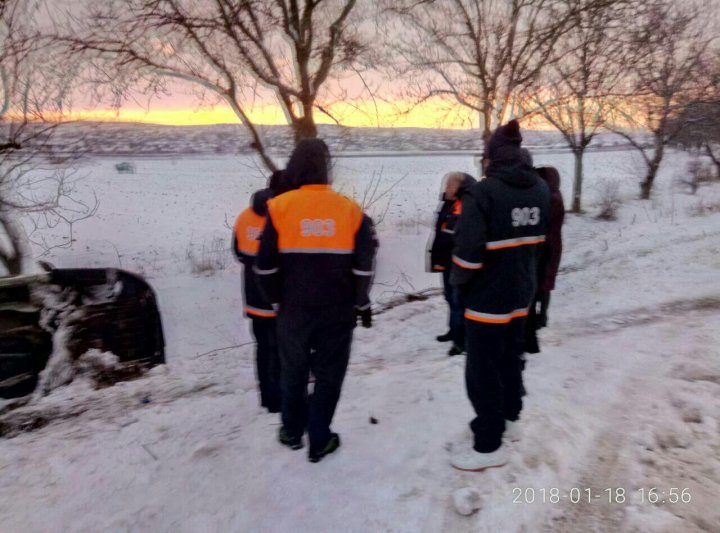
607, 1, 716, 199
673, 100, 720, 177
672, 52, 720, 178
383, 0, 578, 139
1, 0, 97, 276
62, 0, 368, 172
522, 0, 632, 213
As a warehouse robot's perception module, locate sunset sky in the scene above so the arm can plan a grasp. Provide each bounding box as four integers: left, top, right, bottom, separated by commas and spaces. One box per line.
66, 95, 482, 129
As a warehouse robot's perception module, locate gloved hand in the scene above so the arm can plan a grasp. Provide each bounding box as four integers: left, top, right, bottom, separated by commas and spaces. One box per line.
537, 290, 550, 329
356, 306, 372, 328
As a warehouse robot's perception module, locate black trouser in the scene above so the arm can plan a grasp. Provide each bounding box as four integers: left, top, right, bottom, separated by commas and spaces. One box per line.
465, 318, 526, 453
251, 317, 281, 411
524, 291, 551, 355
524, 301, 541, 355
442, 270, 465, 347
277, 304, 354, 452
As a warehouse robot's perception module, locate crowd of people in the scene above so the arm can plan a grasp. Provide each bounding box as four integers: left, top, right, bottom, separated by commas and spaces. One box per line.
232, 120, 564, 470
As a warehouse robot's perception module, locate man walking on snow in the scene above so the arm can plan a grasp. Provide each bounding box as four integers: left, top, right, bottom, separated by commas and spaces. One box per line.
232, 174, 283, 413
450, 120, 550, 471
255, 138, 377, 463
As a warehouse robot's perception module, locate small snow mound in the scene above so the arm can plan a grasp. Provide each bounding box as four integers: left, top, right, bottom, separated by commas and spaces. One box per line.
452, 487, 482, 516
78, 350, 121, 374
33, 326, 76, 399
192, 442, 221, 460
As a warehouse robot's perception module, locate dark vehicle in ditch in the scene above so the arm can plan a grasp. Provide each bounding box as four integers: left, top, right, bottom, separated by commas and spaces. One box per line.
0, 266, 165, 399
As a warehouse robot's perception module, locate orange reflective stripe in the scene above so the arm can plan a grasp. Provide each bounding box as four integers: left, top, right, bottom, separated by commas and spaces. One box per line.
486, 236, 546, 251
245, 306, 277, 318
234, 208, 266, 256
465, 308, 529, 324
268, 184, 363, 254
452, 255, 482, 269
452, 199, 462, 215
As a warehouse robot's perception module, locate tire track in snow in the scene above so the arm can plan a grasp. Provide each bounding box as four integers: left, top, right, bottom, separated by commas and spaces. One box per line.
552, 295, 720, 337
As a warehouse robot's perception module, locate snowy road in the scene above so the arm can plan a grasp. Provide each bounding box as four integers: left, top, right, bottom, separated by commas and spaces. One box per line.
1, 290, 719, 532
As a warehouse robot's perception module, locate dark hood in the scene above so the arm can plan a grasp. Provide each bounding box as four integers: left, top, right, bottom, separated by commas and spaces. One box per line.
251, 188, 274, 216
486, 145, 540, 189
484, 120, 523, 160
268, 170, 286, 194
458, 173, 477, 195
285, 138, 330, 189
537, 166, 560, 192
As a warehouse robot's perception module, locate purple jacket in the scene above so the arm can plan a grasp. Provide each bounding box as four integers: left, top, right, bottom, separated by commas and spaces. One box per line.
537, 167, 564, 291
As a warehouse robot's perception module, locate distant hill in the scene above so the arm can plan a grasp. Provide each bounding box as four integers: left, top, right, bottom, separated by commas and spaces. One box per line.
18, 121, 638, 158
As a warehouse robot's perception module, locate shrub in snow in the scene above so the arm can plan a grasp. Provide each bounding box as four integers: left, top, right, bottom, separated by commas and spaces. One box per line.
686, 199, 720, 217
452, 487, 482, 516
595, 179, 622, 221
187, 237, 229, 275
679, 159, 715, 195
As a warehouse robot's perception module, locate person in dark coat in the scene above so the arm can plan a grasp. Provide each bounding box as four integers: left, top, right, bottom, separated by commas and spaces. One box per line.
428, 172, 476, 355
255, 139, 378, 463
232, 175, 283, 413
449, 120, 550, 471
525, 166, 565, 353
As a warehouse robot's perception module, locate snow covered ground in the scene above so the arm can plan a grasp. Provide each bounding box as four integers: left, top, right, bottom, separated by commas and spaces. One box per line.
1, 147, 720, 532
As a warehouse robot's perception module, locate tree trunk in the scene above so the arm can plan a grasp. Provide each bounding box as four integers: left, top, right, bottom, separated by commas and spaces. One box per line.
572, 148, 584, 213
641, 140, 665, 200
294, 113, 318, 144
480, 102, 494, 142
705, 143, 720, 179
0, 211, 24, 276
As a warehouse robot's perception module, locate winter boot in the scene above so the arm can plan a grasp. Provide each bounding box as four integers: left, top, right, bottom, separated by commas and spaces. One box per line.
278, 427, 304, 450
436, 331, 453, 342
504, 420, 521, 443
448, 343, 465, 356
308, 433, 341, 463
450, 446, 508, 472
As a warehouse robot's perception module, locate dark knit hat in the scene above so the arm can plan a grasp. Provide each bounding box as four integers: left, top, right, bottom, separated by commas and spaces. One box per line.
285, 138, 331, 190
483, 119, 523, 161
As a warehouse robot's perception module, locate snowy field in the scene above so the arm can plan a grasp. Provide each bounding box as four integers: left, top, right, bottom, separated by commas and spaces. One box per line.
1, 148, 720, 532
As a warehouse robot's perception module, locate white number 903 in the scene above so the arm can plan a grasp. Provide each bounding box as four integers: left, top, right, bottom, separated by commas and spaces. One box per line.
511, 207, 540, 227
301, 218, 336, 237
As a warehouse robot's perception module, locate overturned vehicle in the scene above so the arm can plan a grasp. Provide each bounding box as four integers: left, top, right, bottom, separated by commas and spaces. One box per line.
0, 266, 165, 399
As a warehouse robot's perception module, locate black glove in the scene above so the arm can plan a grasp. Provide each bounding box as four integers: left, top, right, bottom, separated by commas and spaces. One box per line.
537, 290, 551, 329
356, 306, 372, 328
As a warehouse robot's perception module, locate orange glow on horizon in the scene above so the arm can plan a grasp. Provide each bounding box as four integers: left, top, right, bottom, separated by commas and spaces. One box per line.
61, 99, 492, 129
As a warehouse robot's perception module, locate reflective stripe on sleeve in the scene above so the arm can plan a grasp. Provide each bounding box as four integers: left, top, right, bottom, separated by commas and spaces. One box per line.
279, 248, 353, 255
253, 266, 279, 275
452, 255, 483, 270
441, 228, 455, 234
245, 306, 277, 318
352, 269, 374, 276
486, 235, 546, 250
464, 308, 529, 324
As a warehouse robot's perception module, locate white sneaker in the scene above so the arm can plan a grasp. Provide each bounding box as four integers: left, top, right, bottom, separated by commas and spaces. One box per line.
504, 420, 521, 442
450, 446, 508, 472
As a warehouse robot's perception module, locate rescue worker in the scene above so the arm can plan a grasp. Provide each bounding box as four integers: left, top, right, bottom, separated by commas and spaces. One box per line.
428, 172, 476, 355
525, 166, 565, 354
449, 120, 550, 471
255, 139, 378, 463
232, 173, 283, 413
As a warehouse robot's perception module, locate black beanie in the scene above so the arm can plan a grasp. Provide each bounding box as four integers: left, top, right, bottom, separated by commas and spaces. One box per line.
285, 138, 330, 189
484, 120, 523, 161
